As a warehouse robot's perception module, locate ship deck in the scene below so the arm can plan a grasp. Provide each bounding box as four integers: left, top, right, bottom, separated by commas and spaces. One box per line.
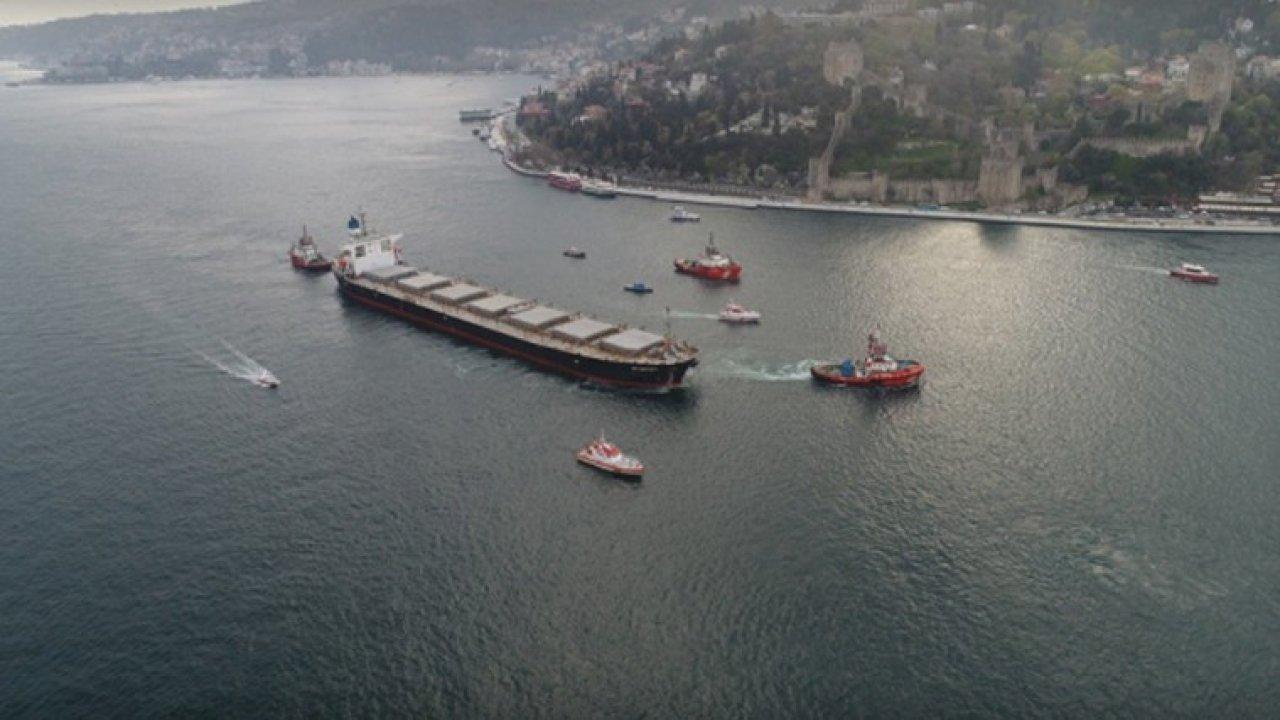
347, 271, 697, 367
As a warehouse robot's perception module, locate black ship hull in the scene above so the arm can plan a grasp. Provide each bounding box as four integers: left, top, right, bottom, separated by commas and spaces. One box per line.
337, 276, 696, 390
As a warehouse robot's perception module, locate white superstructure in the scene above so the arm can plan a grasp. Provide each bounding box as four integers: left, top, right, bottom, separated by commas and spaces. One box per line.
334, 213, 403, 277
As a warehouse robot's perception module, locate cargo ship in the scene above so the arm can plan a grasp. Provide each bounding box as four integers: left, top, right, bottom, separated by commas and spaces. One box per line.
332, 215, 699, 390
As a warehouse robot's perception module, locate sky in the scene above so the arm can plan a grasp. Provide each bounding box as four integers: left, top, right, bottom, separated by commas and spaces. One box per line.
0, 1, 249, 27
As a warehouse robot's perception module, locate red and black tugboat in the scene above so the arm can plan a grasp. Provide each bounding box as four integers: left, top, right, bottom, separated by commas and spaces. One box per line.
812, 331, 925, 389
674, 235, 742, 282
289, 226, 332, 272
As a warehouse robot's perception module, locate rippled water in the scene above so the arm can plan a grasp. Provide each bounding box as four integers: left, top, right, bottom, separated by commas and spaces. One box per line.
2, 76, 1279, 717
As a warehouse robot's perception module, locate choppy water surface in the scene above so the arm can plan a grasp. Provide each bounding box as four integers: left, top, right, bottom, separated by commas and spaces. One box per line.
2, 76, 1279, 717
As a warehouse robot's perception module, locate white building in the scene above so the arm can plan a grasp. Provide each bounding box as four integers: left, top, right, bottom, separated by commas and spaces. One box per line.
687, 72, 709, 99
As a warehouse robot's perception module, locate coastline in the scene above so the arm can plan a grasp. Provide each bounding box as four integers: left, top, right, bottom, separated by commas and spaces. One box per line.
490, 116, 1280, 237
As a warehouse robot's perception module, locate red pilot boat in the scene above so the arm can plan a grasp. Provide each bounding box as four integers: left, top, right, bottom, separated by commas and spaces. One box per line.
289, 226, 332, 271
547, 170, 583, 192
674, 235, 742, 282
1169, 262, 1219, 284
812, 332, 925, 389
575, 434, 644, 479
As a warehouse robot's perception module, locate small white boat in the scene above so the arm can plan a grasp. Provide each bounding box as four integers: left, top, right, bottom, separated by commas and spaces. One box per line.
1169, 262, 1219, 284
576, 434, 643, 479
254, 370, 280, 389
718, 301, 761, 324
670, 206, 701, 222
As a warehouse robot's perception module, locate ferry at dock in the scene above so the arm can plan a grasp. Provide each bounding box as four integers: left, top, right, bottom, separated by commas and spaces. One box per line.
580, 180, 618, 199
459, 108, 494, 122
332, 214, 699, 390
547, 171, 583, 192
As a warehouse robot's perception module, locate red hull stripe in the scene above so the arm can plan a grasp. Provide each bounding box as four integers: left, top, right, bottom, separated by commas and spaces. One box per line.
811, 365, 925, 387
340, 283, 687, 390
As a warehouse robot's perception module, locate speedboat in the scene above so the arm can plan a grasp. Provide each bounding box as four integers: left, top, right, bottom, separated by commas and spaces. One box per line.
674, 234, 742, 282
289, 226, 332, 272
1169, 262, 1219, 284
719, 301, 761, 324
624, 281, 654, 294
254, 370, 280, 389
576, 434, 644, 479
812, 332, 924, 389
563, 246, 586, 259
670, 206, 701, 222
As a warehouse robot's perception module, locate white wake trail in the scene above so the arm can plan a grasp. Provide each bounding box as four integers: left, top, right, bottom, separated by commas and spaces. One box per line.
194, 340, 273, 385
711, 359, 818, 382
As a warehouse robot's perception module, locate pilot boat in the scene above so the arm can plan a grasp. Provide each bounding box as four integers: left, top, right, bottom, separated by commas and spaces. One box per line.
1169, 262, 1219, 284
811, 332, 924, 389
674, 235, 742, 282
576, 434, 644, 478
670, 206, 701, 222
719, 301, 761, 324
289, 226, 332, 271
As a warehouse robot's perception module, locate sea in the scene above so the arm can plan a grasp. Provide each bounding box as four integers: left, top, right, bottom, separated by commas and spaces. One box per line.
1, 75, 1278, 717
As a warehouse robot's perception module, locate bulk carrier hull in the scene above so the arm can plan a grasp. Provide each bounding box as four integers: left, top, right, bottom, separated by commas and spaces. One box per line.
336, 274, 697, 390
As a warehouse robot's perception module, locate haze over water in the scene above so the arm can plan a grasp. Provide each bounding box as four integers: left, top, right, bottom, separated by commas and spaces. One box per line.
1, 76, 1278, 716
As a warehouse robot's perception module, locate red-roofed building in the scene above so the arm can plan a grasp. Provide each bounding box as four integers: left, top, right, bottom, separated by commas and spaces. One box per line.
518, 100, 551, 120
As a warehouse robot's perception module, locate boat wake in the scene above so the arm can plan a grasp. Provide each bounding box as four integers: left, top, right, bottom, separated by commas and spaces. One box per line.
711, 359, 817, 382
1122, 265, 1170, 276
194, 341, 276, 387
667, 310, 720, 320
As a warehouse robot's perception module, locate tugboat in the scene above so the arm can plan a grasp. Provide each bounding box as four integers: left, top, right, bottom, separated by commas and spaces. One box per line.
576, 434, 644, 479
811, 331, 925, 389
670, 206, 701, 222
563, 246, 586, 259
1169, 262, 1219, 284
289, 226, 332, 272
624, 281, 654, 294
674, 235, 743, 282
547, 170, 583, 192
718, 301, 761, 324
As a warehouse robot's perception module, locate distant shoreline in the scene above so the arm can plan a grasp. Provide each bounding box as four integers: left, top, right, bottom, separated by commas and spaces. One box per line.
483, 109, 1280, 238
614, 187, 1280, 236
495, 158, 1279, 239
